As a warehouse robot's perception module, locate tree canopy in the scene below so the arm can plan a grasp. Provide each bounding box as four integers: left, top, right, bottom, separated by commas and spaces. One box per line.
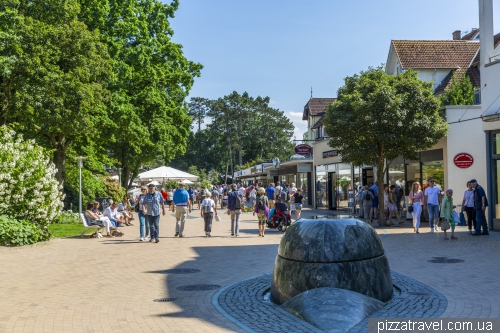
324, 67, 448, 225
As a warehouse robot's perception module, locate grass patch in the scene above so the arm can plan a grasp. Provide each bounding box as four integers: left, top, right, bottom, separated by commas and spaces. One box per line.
49, 224, 93, 238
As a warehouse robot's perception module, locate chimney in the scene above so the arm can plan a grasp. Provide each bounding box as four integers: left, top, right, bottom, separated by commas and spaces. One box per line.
452, 30, 461, 40
479, 0, 494, 66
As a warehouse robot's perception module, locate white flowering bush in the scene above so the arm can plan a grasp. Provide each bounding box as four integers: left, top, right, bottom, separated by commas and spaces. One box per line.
0, 126, 63, 240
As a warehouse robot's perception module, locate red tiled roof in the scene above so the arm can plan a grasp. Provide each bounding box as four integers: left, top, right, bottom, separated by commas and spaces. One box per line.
392, 40, 479, 69
302, 98, 336, 120
461, 29, 479, 41
434, 66, 481, 95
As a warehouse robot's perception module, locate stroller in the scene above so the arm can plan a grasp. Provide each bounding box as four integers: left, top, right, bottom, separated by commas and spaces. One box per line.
266, 202, 291, 232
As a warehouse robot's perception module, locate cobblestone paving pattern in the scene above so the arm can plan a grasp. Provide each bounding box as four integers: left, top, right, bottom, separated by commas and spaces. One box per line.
215, 271, 446, 333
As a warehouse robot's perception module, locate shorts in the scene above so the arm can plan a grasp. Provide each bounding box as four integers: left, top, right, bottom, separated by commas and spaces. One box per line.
295, 203, 303, 211
257, 212, 267, 225
388, 203, 397, 211
373, 196, 379, 208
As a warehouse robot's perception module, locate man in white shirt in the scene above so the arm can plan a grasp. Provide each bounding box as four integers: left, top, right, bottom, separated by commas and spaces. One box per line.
238, 184, 246, 197
104, 201, 125, 227
275, 182, 283, 202
424, 177, 442, 233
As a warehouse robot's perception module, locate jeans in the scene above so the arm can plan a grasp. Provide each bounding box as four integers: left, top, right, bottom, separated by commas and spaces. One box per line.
147, 215, 160, 240
464, 207, 476, 230
230, 209, 241, 235
175, 206, 188, 235
427, 203, 439, 229
475, 209, 488, 233
109, 218, 118, 228
138, 210, 149, 238
203, 212, 213, 232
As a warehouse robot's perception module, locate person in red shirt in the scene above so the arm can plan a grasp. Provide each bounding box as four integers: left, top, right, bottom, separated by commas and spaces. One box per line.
161, 188, 169, 203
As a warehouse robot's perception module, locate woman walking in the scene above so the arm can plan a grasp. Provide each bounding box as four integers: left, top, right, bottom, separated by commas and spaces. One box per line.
440, 189, 457, 240
200, 192, 217, 237
135, 186, 149, 241
462, 181, 476, 235
408, 182, 424, 233
293, 189, 305, 220
253, 187, 269, 237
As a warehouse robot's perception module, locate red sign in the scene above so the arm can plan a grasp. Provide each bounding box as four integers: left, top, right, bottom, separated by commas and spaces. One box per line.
295, 144, 312, 155
454, 153, 474, 169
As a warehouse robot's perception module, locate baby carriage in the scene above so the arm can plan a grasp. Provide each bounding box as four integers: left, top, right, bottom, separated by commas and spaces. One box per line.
266, 202, 291, 232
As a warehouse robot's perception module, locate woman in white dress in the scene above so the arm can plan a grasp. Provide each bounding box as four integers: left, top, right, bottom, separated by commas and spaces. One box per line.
408, 182, 424, 233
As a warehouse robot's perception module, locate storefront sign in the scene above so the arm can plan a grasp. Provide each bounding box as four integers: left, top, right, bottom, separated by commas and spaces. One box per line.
297, 164, 312, 172
294, 144, 312, 155
323, 150, 338, 158
269, 170, 279, 176
453, 153, 474, 169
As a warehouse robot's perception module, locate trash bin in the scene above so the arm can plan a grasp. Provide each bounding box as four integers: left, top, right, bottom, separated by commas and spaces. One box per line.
95, 197, 111, 212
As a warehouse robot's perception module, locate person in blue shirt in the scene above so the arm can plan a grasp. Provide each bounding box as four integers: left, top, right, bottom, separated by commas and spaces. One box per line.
173, 183, 192, 237
187, 186, 195, 208
265, 183, 276, 209
140, 184, 166, 243
470, 179, 489, 235
369, 183, 379, 220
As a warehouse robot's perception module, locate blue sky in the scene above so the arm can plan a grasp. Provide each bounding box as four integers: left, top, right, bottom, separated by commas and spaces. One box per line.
170, 0, 500, 139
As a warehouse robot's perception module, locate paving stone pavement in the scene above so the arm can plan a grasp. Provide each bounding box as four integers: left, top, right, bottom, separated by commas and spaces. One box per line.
1, 208, 500, 332
214, 271, 446, 333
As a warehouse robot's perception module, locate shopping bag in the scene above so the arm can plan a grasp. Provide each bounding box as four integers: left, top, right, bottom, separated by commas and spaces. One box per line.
452, 210, 460, 225
215, 214, 221, 222
458, 211, 467, 226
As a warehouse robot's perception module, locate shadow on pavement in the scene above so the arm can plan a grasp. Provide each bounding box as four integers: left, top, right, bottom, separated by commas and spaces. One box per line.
150, 243, 279, 326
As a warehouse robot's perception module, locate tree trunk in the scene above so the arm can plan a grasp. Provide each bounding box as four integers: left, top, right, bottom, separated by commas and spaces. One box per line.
53, 145, 67, 189
377, 155, 386, 227
260, 140, 264, 159
237, 118, 242, 165
224, 164, 228, 185
228, 138, 234, 184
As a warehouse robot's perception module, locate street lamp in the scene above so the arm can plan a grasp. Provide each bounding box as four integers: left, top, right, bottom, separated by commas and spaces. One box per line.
118, 167, 122, 188
77, 156, 84, 215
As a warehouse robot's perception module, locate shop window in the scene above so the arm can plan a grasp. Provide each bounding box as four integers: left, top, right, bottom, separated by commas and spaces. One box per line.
299, 173, 309, 204
316, 166, 328, 208
422, 161, 444, 191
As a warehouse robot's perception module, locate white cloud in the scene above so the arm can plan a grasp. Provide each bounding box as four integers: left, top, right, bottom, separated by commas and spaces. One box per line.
286, 111, 308, 142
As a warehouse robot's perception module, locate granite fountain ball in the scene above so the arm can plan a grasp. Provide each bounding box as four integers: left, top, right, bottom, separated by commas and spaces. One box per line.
271, 218, 393, 305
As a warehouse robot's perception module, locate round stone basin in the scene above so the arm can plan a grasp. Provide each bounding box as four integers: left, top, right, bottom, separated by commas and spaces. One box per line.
271, 218, 393, 305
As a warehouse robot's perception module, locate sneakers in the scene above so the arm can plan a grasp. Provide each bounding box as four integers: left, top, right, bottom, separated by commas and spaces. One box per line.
430, 229, 434, 233
179, 234, 184, 238
155, 239, 159, 243
140, 237, 144, 241
149, 238, 154, 242
207, 234, 211, 237
175, 232, 179, 237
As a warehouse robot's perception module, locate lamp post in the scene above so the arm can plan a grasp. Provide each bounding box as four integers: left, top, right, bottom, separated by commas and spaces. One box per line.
118, 167, 122, 188
77, 156, 84, 215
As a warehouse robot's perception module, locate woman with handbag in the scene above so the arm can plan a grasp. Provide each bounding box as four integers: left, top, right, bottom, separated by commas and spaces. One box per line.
408, 182, 424, 233
440, 189, 457, 240
135, 186, 149, 241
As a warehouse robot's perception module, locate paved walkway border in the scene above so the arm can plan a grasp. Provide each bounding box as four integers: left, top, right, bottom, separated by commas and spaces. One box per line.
213, 271, 447, 333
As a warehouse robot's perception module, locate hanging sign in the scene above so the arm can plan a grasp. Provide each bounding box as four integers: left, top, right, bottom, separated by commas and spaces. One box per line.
294, 144, 312, 155
453, 153, 474, 169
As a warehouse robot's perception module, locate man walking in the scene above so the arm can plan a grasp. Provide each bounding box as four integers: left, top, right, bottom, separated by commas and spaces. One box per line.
266, 183, 276, 209
470, 179, 489, 236
424, 178, 441, 233
275, 182, 283, 202
141, 183, 166, 243
228, 184, 242, 236
211, 186, 220, 208
173, 182, 192, 237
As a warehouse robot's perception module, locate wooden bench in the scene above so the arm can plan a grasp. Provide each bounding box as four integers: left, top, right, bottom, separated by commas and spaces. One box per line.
80, 213, 104, 238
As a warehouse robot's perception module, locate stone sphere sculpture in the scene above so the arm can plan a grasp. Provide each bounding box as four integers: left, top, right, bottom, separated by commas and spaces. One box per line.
271, 218, 393, 305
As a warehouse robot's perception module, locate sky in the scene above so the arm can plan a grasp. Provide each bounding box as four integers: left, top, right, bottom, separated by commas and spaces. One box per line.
169, 0, 500, 140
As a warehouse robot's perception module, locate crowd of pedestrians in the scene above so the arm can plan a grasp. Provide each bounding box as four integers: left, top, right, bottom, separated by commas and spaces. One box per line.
356, 177, 490, 239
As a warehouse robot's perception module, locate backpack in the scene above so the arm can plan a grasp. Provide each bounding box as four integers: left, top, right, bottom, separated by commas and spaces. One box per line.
233, 192, 243, 209
202, 199, 212, 213
257, 195, 266, 211
364, 191, 371, 201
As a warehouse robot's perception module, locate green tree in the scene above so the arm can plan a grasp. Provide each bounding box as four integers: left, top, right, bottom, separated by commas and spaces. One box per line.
188, 97, 210, 131
324, 67, 448, 225
77, 0, 203, 189
0, 0, 112, 186
440, 71, 475, 106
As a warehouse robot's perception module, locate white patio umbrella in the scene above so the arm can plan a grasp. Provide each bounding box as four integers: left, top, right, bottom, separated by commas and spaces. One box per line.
136, 166, 198, 182
181, 179, 194, 184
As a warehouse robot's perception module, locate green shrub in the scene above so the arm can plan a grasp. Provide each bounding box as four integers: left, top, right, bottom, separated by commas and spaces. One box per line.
0, 127, 63, 240
0, 215, 41, 246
